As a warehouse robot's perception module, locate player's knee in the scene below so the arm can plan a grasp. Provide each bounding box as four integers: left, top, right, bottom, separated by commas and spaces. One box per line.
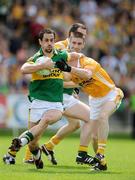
44, 115, 57, 125
42, 112, 62, 125
73, 121, 80, 130
44, 118, 51, 125
67, 121, 80, 131
91, 133, 98, 141
99, 112, 108, 121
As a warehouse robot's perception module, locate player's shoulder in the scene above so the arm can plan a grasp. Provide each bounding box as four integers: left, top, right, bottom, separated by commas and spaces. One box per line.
81, 56, 97, 65
54, 48, 67, 56
55, 39, 68, 50
80, 56, 99, 71
33, 49, 43, 60
53, 48, 68, 61
26, 49, 42, 63
26, 57, 34, 64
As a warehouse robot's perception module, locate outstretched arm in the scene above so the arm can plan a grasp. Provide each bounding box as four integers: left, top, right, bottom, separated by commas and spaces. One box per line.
56, 60, 92, 80
70, 67, 92, 80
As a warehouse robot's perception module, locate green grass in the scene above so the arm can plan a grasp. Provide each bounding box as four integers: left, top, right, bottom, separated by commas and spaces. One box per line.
0, 135, 135, 180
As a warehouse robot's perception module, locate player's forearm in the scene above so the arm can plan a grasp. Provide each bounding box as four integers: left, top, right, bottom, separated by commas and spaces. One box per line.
70, 67, 92, 80
64, 81, 79, 88
55, 60, 92, 80
21, 63, 44, 74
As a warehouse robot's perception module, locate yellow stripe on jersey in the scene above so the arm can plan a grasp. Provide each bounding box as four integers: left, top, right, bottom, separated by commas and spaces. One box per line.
31, 68, 63, 81
55, 42, 66, 50
27, 58, 34, 63
67, 53, 71, 62
95, 71, 115, 89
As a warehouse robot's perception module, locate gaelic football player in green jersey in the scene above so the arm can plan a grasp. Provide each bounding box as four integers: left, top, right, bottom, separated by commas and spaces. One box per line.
3, 28, 91, 169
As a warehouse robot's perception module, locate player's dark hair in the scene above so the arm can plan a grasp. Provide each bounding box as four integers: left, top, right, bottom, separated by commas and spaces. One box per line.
68, 23, 87, 36
38, 28, 56, 40
71, 32, 85, 39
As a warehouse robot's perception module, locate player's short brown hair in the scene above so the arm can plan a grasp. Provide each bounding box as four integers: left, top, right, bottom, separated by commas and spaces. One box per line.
38, 28, 56, 40
68, 23, 87, 36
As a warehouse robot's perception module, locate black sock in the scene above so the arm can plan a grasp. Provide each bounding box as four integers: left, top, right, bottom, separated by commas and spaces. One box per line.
78, 151, 87, 156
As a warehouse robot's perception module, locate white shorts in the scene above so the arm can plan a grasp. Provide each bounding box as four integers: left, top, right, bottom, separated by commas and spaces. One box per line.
63, 93, 80, 110
89, 88, 124, 120
30, 99, 63, 123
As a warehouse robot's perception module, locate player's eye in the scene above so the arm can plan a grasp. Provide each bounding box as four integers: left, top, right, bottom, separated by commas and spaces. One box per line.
44, 39, 49, 42
50, 39, 54, 42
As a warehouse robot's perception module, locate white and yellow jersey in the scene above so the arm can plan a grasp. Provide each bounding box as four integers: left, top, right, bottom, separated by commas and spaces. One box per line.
72, 56, 118, 98
55, 39, 118, 98
55, 38, 69, 50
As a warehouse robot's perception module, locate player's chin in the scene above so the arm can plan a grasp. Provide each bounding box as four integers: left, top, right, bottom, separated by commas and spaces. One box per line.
46, 48, 53, 53
72, 48, 80, 53
75, 49, 80, 53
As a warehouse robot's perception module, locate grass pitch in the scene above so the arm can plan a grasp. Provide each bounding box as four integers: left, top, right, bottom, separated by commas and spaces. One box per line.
0, 134, 135, 180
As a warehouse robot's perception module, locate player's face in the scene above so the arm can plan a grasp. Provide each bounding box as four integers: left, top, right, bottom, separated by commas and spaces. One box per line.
69, 37, 85, 53
39, 33, 55, 53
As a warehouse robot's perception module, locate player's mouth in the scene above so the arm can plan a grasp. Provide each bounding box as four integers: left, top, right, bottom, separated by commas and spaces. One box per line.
72, 48, 80, 53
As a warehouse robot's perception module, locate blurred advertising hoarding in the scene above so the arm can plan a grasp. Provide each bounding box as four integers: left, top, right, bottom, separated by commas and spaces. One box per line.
0, 94, 8, 128
0, 94, 30, 128
0, 94, 66, 129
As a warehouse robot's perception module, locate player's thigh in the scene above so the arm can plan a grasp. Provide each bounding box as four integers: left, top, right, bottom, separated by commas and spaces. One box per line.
41, 109, 63, 125
100, 101, 116, 119
64, 101, 90, 122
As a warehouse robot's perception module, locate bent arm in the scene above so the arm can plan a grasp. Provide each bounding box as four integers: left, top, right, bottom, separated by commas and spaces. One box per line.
21, 57, 54, 74
64, 81, 79, 88
70, 67, 92, 80
21, 62, 44, 74
68, 53, 92, 79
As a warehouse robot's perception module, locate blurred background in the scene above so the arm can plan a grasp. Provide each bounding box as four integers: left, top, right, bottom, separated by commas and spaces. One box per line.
0, 0, 135, 138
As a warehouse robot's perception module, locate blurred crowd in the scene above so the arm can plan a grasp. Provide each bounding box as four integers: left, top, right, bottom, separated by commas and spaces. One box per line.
0, 0, 135, 111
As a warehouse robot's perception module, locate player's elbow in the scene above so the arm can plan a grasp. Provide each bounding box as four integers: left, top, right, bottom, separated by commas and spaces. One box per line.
84, 70, 92, 79
20, 65, 29, 74
20, 66, 25, 74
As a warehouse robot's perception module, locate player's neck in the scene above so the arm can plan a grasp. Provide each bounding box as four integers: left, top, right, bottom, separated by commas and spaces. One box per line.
43, 51, 54, 58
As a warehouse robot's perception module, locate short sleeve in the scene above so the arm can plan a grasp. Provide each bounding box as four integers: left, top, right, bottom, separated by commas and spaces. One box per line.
26, 57, 34, 64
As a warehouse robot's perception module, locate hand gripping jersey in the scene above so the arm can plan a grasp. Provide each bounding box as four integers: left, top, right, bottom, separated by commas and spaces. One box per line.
27, 48, 68, 102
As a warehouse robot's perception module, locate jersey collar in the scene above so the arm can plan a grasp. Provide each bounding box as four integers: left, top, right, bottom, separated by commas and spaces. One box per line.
39, 48, 58, 57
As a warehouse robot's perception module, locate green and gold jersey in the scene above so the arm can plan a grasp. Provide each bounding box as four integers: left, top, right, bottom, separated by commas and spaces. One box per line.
27, 48, 68, 102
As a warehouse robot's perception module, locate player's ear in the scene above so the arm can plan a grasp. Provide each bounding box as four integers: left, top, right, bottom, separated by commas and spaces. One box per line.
83, 39, 86, 47
38, 39, 42, 46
